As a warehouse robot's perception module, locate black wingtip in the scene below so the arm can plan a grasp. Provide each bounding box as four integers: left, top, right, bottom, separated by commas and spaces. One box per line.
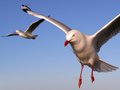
21, 5, 32, 13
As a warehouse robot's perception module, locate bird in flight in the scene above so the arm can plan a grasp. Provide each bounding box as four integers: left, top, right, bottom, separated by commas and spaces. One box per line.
21, 5, 119, 88
2, 18, 46, 39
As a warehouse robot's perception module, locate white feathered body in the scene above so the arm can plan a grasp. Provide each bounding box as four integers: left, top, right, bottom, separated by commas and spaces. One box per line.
67, 30, 118, 72
68, 30, 98, 67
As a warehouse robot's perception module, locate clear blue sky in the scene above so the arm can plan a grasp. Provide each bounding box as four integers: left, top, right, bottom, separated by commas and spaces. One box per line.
0, 0, 120, 90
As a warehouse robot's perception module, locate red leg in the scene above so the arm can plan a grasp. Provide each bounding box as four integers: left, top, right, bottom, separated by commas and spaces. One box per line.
78, 64, 84, 88
91, 67, 95, 83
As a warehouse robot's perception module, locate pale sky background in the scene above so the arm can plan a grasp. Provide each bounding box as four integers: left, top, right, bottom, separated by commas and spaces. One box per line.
0, 0, 120, 90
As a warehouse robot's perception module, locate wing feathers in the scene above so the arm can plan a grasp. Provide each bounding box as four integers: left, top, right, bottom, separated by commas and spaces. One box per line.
25, 19, 45, 33
21, 5, 71, 34
93, 14, 120, 52
1, 33, 18, 37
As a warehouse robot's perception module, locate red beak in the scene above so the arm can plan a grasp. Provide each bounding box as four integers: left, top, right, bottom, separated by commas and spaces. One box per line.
64, 40, 70, 46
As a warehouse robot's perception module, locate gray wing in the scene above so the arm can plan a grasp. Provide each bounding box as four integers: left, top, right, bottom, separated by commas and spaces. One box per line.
1, 33, 18, 37
93, 14, 120, 52
25, 19, 45, 33
21, 5, 71, 34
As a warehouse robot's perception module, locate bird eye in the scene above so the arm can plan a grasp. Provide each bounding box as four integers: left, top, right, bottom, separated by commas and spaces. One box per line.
73, 34, 75, 37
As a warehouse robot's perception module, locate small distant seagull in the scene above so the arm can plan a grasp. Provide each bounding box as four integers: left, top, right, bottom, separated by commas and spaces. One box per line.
2, 18, 47, 39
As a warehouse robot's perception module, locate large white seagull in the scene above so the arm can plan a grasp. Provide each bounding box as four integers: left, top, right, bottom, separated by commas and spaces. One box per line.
21, 5, 119, 88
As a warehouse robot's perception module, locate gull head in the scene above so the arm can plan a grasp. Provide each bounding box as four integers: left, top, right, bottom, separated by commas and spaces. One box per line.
16, 30, 21, 33
64, 30, 81, 46
15, 30, 24, 34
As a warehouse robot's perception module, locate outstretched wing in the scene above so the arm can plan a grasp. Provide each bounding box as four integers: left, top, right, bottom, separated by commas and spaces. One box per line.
25, 19, 45, 34
21, 5, 71, 34
93, 14, 120, 52
1, 33, 18, 37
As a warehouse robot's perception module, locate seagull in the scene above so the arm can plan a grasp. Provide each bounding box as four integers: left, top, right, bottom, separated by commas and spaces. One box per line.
2, 18, 46, 39
21, 5, 119, 88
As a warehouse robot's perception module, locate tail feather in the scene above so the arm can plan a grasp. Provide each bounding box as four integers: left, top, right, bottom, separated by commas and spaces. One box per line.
94, 60, 118, 72
32, 35, 38, 39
